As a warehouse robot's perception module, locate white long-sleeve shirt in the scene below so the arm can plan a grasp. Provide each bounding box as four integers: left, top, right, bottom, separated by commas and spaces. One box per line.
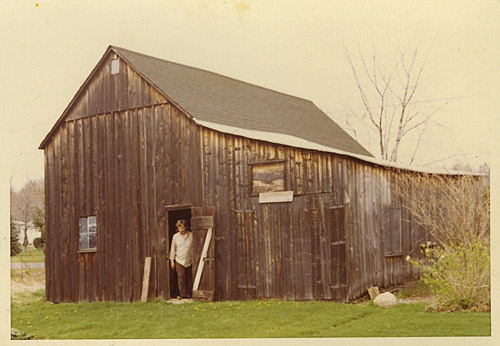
169, 231, 193, 267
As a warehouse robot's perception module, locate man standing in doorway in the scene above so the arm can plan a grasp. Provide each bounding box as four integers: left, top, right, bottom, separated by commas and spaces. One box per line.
169, 219, 193, 299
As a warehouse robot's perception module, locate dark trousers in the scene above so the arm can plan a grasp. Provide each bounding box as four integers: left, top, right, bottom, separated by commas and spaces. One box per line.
175, 262, 193, 298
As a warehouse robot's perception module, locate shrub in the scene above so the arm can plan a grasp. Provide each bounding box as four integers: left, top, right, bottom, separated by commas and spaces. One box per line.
398, 279, 432, 299
407, 241, 490, 311
33, 237, 45, 250
398, 173, 490, 311
10, 215, 22, 256
11, 328, 36, 340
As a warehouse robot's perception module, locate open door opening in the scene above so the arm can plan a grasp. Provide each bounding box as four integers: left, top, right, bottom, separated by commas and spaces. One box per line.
167, 208, 192, 299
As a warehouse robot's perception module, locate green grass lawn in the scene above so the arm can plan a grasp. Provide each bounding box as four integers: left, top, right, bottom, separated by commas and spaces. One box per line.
11, 291, 491, 339
11, 248, 45, 263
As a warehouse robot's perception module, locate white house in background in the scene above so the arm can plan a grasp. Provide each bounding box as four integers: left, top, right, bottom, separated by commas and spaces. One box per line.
12, 220, 41, 246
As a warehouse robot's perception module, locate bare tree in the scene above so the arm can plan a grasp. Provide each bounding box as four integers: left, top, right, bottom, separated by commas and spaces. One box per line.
345, 41, 444, 163
10, 179, 44, 250
397, 173, 489, 248
397, 172, 490, 309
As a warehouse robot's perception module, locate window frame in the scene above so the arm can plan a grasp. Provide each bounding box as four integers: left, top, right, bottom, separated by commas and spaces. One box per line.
78, 215, 97, 253
248, 159, 286, 197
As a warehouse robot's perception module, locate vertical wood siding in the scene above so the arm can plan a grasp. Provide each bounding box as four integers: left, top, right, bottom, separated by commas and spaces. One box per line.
199, 128, 421, 301
46, 107, 428, 303
44, 102, 202, 302
66, 53, 167, 122
44, 54, 432, 303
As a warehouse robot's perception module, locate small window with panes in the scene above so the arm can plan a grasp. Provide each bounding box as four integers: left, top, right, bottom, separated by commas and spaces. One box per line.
79, 216, 97, 252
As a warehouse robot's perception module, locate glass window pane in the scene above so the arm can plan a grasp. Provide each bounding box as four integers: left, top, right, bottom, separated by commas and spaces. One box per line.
79, 233, 89, 250
88, 232, 97, 249
88, 216, 97, 227
251, 162, 285, 194
89, 216, 97, 233
78, 216, 97, 251
79, 217, 88, 234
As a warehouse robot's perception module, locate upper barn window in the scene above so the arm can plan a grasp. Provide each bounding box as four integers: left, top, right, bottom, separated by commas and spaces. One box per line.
250, 160, 285, 196
111, 58, 120, 74
79, 216, 97, 252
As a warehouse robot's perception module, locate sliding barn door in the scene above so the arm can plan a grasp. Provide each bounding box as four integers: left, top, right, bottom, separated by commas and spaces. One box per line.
191, 206, 216, 301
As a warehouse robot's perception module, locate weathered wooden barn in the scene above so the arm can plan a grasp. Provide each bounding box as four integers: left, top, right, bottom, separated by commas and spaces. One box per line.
40, 45, 436, 303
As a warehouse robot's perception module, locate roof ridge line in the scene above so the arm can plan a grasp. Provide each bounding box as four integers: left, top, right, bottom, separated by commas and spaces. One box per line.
110, 45, 316, 105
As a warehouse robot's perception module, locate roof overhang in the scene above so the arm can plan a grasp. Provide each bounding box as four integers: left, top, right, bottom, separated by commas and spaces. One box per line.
194, 119, 483, 177
39, 46, 483, 177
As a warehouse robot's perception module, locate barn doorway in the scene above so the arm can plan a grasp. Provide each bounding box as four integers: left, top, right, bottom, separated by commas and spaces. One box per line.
167, 207, 192, 299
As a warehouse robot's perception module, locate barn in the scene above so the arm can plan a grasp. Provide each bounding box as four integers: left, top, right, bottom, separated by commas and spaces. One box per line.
40, 46, 438, 303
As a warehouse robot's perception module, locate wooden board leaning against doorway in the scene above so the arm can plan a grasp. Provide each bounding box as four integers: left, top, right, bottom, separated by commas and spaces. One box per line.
191, 206, 216, 302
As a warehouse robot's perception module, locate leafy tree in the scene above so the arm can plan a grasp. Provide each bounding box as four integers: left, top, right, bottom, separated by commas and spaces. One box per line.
10, 215, 22, 256
32, 206, 46, 240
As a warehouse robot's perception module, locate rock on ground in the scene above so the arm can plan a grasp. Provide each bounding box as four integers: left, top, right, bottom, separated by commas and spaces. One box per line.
373, 292, 398, 307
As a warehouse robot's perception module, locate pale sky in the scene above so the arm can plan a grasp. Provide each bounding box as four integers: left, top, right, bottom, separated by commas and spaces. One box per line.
1, 0, 499, 192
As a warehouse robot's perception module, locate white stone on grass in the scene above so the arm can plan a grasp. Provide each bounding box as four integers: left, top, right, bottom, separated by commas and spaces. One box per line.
373, 292, 398, 307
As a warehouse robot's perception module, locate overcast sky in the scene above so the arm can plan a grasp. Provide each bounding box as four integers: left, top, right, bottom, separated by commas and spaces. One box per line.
1, 0, 499, 192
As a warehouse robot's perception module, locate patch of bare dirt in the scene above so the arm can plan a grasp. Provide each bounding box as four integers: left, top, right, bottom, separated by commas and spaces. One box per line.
398, 296, 437, 304
11, 270, 45, 303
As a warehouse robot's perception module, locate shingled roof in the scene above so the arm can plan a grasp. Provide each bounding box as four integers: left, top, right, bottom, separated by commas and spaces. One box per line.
40, 46, 372, 157
112, 46, 373, 157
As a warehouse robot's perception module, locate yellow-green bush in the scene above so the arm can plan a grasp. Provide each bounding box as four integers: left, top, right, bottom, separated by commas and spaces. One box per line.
408, 242, 490, 311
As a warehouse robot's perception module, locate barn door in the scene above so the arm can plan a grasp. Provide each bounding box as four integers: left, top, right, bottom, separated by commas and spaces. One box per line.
329, 204, 347, 301
191, 206, 216, 301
